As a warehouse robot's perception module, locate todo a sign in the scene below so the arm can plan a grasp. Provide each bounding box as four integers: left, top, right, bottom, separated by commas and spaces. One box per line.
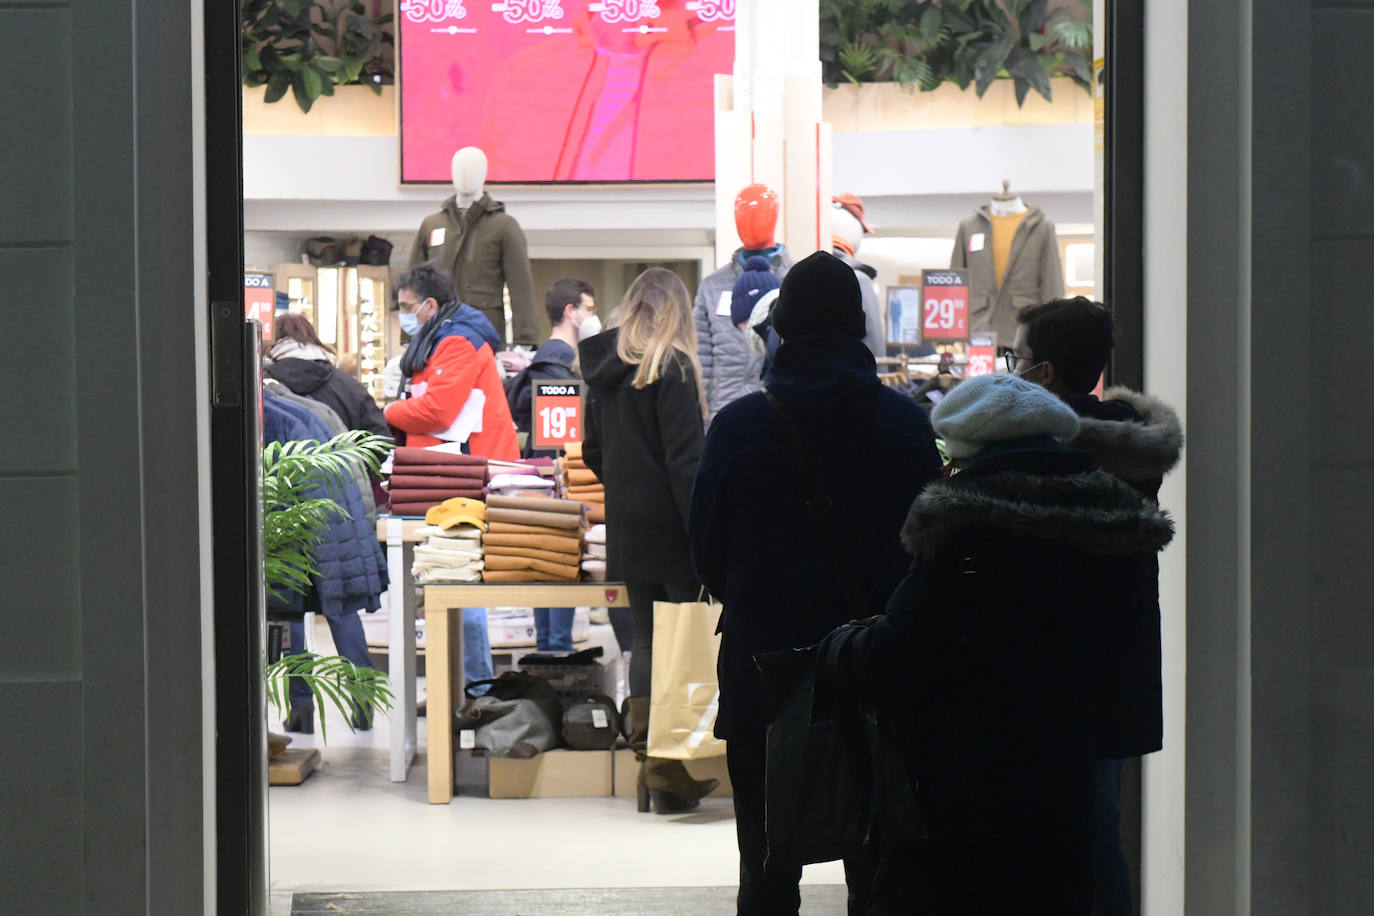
531, 379, 584, 450
245, 271, 275, 338
920, 269, 970, 341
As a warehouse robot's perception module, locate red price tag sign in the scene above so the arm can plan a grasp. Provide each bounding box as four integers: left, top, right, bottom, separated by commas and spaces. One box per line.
920, 269, 970, 342
245, 271, 275, 339
967, 333, 997, 377
531, 379, 584, 450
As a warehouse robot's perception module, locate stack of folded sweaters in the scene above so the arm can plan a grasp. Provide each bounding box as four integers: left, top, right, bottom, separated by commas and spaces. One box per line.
481, 494, 585, 583
410, 498, 487, 582
581, 523, 608, 581
387, 447, 489, 516
487, 468, 556, 498
561, 442, 605, 524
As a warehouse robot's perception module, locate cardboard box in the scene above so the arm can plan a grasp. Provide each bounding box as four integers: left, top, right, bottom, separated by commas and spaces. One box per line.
456, 749, 614, 798
612, 748, 733, 798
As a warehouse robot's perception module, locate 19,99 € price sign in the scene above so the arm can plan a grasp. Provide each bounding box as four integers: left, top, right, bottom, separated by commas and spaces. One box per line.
920, 269, 970, 342
531, 379, 584, 450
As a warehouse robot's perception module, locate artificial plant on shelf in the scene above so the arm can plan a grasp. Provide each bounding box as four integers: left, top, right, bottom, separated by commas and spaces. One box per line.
263, 430, 395, 743
820, 0, 1092, 105
242, 0, 395, 114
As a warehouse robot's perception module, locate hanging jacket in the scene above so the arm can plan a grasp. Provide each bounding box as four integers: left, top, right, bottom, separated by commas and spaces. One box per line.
409, 192, 538, 345
832, 249, 886, 360
264, 356, 390, 439
693, 246, 792, 422
263, 394, 389, 619
950, 206, 1065, 347
579, 328, 704, 586
688, 333, 943, 739
384, 302, 520, 460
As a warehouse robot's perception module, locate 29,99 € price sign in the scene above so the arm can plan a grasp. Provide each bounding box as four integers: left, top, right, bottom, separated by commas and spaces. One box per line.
920, 269, 970, 342
531, 379, 584, 451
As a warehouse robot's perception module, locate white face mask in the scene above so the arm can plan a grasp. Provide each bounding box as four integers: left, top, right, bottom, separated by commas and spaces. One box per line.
577, 313, 602, 341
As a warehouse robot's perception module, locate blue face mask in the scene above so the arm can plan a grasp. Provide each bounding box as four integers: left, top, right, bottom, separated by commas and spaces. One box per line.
398, 311, 420, 337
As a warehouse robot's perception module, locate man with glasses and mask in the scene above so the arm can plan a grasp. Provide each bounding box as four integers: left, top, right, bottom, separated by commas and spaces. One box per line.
507, 278, 599, 459
1011, 296, 1183, 916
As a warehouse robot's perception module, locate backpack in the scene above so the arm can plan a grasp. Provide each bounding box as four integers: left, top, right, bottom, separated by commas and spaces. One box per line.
562, 695, 621, 750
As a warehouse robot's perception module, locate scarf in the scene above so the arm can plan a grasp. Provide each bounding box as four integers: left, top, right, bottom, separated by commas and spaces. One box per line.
268, 338, 333, 363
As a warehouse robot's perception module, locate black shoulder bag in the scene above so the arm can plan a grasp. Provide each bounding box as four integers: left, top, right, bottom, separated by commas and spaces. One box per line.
757, 390, 918, 869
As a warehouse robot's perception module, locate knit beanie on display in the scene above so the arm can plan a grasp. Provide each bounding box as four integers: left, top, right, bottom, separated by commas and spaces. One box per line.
771, 250, 865, 340
731, 256, 782, 326
931, 374, 1081, 459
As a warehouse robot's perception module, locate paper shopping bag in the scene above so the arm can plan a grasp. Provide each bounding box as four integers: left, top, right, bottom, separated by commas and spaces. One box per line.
647, 600, 727, 760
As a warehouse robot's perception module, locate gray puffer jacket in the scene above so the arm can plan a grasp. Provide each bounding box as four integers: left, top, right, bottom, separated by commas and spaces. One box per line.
693, 246, 792, 422
833, 249, 886, 360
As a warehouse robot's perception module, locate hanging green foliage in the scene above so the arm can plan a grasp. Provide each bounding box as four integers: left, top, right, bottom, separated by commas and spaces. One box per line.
820, 0, 1093, 105
242, 0, 395, 113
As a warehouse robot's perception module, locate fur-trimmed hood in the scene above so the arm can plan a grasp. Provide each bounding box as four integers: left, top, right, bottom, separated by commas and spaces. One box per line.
901, 466, 1175, 559
1069, 388, 1183, 482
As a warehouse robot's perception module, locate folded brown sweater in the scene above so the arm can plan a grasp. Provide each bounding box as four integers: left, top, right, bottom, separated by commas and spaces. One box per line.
393, 447, 488, 468
586, 504, 606, 525
485, 507, 584, 530
568, 491, 605, 505
484, 554, 582, 579
482, 532, 584, 554
485, 494, 584, 516
563, 441, 584, 461
390, 474, 488, 490
390, 500, 449, 516
389, 487, 486, 502
564, 468, 599, 487
563, 483, 604, 497
390, 465, 488, 481
482, 544, 581, 564
487, 521, 581, 538
483, 569, 578, 583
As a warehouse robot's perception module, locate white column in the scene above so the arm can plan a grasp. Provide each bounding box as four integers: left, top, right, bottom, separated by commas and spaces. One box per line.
715, 0, 830, 266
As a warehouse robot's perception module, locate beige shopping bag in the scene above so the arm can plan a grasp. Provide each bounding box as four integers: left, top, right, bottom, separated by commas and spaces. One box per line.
647, 600, 727, 760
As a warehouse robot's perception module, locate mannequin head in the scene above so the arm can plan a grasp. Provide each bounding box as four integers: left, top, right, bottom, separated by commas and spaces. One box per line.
734, 184, 780, 251
451, 147, 489, 205
831, 193, 872, 257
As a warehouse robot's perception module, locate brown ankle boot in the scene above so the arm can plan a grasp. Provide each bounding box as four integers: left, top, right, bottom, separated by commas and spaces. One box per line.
623, 697, 720, 813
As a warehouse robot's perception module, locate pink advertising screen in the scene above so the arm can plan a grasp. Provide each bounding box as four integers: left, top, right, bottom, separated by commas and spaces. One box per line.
398, 1, 737, 184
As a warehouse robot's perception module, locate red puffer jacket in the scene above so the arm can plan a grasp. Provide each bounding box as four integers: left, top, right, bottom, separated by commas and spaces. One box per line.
384, 334, 519, 461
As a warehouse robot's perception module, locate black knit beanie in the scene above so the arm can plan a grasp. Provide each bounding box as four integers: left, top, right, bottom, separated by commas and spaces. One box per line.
771, 250, 865, 340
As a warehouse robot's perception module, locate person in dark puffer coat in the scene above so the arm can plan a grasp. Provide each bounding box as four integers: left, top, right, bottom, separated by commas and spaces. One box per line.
823, 374, 1174, 915
265, 311, 391, 439
689, 251, 943, 915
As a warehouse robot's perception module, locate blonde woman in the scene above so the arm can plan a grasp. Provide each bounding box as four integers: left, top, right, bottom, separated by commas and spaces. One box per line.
579, 267, 719, 813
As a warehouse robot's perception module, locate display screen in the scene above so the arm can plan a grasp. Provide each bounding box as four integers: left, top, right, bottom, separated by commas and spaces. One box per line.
398, 1, 736, 184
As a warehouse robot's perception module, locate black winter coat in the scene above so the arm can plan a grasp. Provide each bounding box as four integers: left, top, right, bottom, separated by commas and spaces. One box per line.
579, 328, 705, 587
688, 334, 942, 739
265, 357, 390, 439
827, 444, 1174, 912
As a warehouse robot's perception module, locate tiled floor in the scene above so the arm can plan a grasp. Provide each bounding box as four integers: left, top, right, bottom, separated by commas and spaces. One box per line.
268, 616, 845, 914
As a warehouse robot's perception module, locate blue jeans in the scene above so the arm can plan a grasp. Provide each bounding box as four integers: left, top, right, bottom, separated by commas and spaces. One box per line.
534, 607, 575, 652
1093, 758, 1134, 915
287, 612, 375, 707
462, 607, 494, 695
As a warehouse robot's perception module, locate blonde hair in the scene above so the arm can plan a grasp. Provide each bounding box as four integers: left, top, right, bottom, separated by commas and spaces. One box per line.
610, 268, 707, 417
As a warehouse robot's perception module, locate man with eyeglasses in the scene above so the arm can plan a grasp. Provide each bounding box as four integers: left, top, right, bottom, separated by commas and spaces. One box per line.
1013, 297, 1183, 916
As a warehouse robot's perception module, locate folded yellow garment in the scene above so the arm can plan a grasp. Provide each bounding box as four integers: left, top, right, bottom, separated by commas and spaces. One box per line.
485, 506, 584, 530
487, 521, 581, 538
563, 484, 605, 497
563, 441, 583, 461
485, 494, 584, 516
483, 544, 581, 564
571, 495, 605, 508
484, 554, 582, 579
482, 532, 584, 553
483, 568, 579, 583
564, 468, 599, 487
587, 504, 606, 525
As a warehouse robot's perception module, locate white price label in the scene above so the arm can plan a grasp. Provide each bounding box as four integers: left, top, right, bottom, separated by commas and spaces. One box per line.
591, 708, 609, 729
459, 729, 476, 749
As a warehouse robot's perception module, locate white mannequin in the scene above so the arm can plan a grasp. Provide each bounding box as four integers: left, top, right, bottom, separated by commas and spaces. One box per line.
990, 179, 1028, 216
451, 147, 488, 209
832, 204, 865, 256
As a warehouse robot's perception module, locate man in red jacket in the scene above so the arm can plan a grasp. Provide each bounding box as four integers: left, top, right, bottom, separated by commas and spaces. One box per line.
385, 263, 519, 461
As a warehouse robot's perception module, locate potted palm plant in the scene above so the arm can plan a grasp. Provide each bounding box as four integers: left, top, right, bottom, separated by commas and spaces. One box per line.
262, 430, 396, 745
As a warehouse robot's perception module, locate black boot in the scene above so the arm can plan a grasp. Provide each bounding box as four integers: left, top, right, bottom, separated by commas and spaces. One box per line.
284, 705, 314, 734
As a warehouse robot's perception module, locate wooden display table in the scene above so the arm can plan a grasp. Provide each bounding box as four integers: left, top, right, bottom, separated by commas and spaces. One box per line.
375, 517, 629, 801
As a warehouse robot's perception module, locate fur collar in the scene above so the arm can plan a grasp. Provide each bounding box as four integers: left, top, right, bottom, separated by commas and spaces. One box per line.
1069, 388, 1183, 481
901, 467, 1175, 559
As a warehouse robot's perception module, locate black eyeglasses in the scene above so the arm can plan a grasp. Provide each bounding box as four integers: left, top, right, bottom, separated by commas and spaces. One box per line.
1001, 350, 1027, 373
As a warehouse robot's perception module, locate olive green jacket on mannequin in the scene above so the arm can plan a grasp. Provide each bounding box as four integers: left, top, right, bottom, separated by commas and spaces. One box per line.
950, 206, 1065, 347
410, 192, 539, 346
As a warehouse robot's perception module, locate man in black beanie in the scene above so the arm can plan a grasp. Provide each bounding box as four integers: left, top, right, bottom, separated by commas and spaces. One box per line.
688, 249, 943, 914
